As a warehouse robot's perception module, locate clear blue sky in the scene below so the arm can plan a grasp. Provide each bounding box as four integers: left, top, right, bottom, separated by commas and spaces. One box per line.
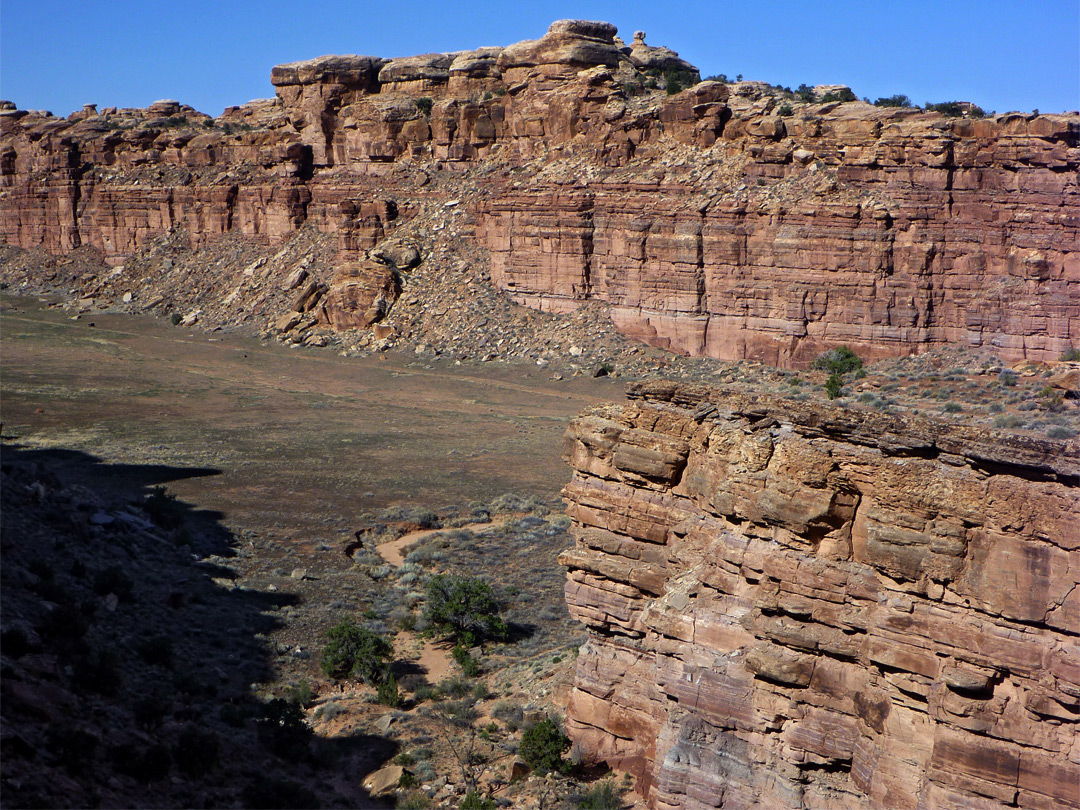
2, 1, 1077, 117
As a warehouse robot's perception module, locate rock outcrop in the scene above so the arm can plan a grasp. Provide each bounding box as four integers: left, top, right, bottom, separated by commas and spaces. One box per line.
2, 19, 1078, 364
560, 381, 1079, 809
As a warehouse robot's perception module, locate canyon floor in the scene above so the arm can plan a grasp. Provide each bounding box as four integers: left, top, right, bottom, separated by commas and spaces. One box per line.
2, 291, 1077, 809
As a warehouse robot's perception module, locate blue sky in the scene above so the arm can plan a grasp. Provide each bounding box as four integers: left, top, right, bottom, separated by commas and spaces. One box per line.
2, 1, 1077, 117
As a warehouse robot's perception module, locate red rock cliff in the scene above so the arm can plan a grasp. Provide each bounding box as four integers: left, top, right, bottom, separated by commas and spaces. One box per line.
560, 381, 1079, 809
2, 20, 1078, 364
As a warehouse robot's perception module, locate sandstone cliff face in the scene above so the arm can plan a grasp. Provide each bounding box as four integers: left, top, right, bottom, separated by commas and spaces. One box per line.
2, 20, 1078, 364
560, 382, 1079, 809
478, 108, 1080, 366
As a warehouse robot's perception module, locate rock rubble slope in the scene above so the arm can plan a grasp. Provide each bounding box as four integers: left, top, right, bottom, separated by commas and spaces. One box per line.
2, 19, 1077, 366
560, 381, 1079, 809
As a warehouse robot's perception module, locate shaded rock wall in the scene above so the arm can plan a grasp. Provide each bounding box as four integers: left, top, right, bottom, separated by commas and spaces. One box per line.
2, 19, 1078, 363
560, 381, 1079, 809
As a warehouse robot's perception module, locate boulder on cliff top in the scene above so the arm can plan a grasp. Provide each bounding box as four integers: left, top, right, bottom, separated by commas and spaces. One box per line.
449, 47, 505, 78
271, 55, 387, 87
547, 19, 618, 41
378, 53, 455, 85
625, 41, 698, 75
497, 19, 622, 71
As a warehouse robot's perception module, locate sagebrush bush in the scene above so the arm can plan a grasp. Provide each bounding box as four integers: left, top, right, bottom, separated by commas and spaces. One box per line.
520, 717, 570, 774
423, 574, 507, 646
577, 779, 624, 810
321, 617, 394, 684
812, 346, 863, 375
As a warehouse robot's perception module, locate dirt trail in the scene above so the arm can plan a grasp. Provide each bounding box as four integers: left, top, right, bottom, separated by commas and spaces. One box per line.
377, 519, 512, 683
376, 521, 497, 566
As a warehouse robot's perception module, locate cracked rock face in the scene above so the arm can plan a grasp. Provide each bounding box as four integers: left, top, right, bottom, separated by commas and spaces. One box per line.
560, 381, 1079, 809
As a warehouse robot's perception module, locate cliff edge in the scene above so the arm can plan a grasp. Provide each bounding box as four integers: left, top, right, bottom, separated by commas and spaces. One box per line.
2, 19, 1078, 365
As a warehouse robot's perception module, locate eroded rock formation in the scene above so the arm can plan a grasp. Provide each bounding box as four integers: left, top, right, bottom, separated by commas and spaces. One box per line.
2, 20, 1078, 364
560, 381, 1079, 809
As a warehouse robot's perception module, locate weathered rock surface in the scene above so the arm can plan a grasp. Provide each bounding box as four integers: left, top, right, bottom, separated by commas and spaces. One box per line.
2, 19, 1077, 363
561, 381, 1079, 809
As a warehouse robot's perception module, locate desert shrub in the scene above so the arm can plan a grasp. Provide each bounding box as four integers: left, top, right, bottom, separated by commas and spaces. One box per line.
777, 103, 793, 116
423, 574, 507, 646
663, 68, 698, 94
397, 791, 432, 809
242, 778, 320, 809
999, 370, 1018, 386
520, 717, 570, 774
812, 346, 863, 375
942, 402, 962, 413
437, 675, 473, 699
825, 373, 844, 400
397, 792, 431, 809
169, 312, 182, 325
489, 492, 547, 514
577, 780, 624, 810
315, 699, 346, 721
257, 698, 310, 756
820, 88, 856, 103
377, 673, 403, 707
379, 505, 441, 528
1060, 346, 1080, 361
874, 94, 913, 108
452, 643, 482, 677
795, 83, 816, 103
143, 485, 185, 529
172, 725, 220, 776
414, 681, 441, 702
704, 73, 729, 83
320, 617, 393, 684
993, 414, 1025, 429
925, 100, 965, 117
459, 792, 496, 810
415, 97, 434, 117
287, 679, 316, 708
492, 700, 524, 731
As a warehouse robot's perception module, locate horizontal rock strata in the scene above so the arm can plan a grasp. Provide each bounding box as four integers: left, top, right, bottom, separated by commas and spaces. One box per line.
560, 381, 1079, 809
2, 20, 1078, 363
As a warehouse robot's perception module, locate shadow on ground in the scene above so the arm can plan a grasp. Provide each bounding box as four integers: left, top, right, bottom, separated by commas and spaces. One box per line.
0, 441, 395, 809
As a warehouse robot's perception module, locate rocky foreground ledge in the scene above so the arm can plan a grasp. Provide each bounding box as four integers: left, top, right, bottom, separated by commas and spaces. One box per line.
2, 19, 1078, 366
560, 381, 1078, 809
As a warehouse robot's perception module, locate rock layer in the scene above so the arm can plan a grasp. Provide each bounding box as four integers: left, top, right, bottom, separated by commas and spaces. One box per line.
2, 19, 1078, 363
560, 381, 1079, 809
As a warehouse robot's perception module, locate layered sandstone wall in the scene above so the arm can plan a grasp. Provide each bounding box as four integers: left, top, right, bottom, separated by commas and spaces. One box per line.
2, 19, 1078, 363
477, 110, 1080, 365
560, 381, 1079, 809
